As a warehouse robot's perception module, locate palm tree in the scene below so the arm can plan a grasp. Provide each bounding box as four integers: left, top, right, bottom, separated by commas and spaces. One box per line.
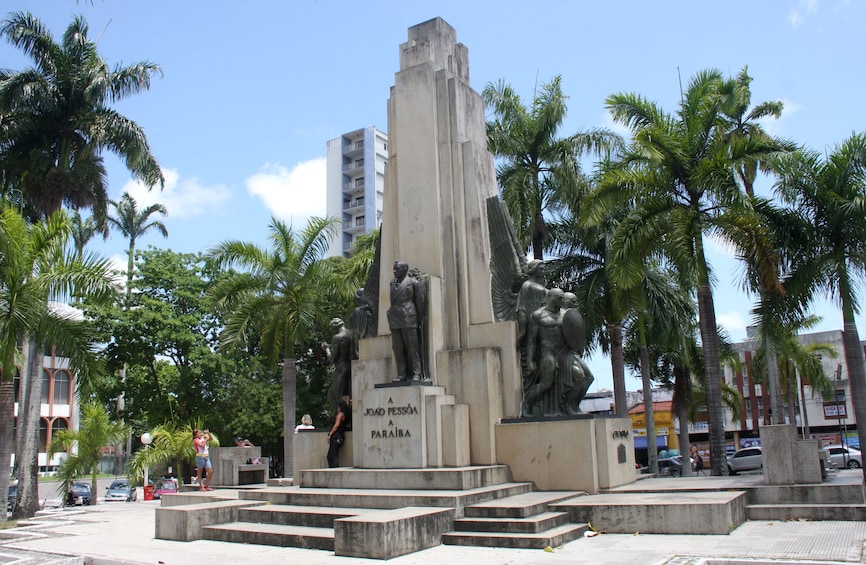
594, 69, 787, 475
0, 206, 118, 516
719, 66, 790, 197
105, 191, 167, 471
546, 179, 630, 415
68, 210, 103, 259
483, 76, 621, 259
750, 315, 837, 427
0, 12, 163, 220
774, 134, 866, 468
48, 400, 127, 504
207, 216, 339, 478
107, 192, 168, 296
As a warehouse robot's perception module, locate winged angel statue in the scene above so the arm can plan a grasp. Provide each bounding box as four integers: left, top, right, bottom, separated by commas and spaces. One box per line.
487, 197, 593, 417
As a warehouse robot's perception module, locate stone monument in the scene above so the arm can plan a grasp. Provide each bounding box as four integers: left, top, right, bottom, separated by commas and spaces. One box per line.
338, 17, 633, 493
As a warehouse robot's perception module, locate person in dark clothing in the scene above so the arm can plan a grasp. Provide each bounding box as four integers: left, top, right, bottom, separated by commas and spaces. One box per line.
326, 396, 352, 468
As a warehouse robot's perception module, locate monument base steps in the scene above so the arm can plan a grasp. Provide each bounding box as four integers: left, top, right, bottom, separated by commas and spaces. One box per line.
202, 521, 335, 551
605, 472, 866, 523
551, 491, 748, 535
156, 465, 586, 558
442, 491, 589, 549
747, 503, 866, 521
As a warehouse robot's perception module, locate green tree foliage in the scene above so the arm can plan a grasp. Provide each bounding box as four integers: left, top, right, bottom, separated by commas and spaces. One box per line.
483, 76, 621, 259
0, 11, 163, 223
595, 68, 787, 475
48, 400, 127, 504
0, 206, 116, 516
107, 192, 168, 294
774, 134, 866, 465
207, 216, 339, 476
85, 248, 228, 428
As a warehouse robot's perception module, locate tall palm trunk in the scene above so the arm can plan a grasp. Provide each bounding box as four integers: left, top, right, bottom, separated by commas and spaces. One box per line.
640, 339, 658, 475
841, 322, 866, 483
0, 376, 15, 513
674, 364, 693, 476
764, 339, 785, 424
14, 339, 43, 517
697, 283, 726, 476
281, 358, 297, 479
608, 322, 627, 415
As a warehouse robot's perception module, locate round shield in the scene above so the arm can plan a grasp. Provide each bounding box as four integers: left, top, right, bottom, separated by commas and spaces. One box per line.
562, 308, 586, 354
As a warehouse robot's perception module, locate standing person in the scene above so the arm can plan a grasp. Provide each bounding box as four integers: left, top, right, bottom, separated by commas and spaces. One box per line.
193, 429, 213, 491
326, 396, 352, 468
388, 260, 425, 382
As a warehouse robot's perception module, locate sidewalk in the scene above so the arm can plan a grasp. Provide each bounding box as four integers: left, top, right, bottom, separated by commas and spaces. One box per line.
0, 497, 863, 565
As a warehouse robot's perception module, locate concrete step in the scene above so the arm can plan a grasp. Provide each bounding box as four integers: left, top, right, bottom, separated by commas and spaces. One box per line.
464, 491, 583, 518
238, 504, 361, 527
747, 483, 866, 505
442, 522, 588, 549
551, 491, 747, 535
201, 521, 334, 550
747, 503, 866, 521
298, 465, 510, 490
239, 482, 534, 510
454, 511, 569, 533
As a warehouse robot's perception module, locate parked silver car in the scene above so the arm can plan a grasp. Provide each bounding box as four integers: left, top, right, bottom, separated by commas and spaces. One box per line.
824, 444, 862, 469
726, 446, 763, 474
105, 479, 138, 502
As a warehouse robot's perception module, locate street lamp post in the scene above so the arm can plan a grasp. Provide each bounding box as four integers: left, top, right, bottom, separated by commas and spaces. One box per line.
140, 433, 152, 486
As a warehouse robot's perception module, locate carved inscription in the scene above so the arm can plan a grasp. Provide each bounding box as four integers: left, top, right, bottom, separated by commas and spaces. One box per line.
365, 397, 419, 440
611, 429, 630, 440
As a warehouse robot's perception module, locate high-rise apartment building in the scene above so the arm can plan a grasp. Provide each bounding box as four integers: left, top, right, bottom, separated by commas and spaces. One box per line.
325, 126, 387, 257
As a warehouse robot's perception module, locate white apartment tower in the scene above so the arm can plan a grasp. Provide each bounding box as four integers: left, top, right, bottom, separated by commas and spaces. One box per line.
325, 126, 388, 257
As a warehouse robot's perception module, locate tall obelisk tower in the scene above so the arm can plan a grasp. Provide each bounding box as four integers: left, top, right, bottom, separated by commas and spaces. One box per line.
352, 18, 521, 468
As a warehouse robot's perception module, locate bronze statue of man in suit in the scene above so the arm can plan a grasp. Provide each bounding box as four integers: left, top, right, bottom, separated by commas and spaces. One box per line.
388, 260, 425, 382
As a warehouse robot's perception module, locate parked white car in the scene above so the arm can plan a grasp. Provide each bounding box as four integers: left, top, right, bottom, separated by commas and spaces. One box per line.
824, 445, 862, 469
726, 446, 763, 474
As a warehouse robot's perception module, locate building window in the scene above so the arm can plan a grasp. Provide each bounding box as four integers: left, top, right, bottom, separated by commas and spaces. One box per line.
355, 177, 364, 188
54, 370, 70, 405
745, 398, 751, 411
39, 418, 48, 453
355, 158, 364, 168
41, 370, 50, 403
355, 216, 365, 227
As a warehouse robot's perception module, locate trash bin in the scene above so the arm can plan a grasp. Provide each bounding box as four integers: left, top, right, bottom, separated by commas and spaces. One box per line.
143, 485, 155, 501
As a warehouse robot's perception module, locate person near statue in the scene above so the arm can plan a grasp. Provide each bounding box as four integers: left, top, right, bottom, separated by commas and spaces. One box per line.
323, 317, 355, 408
388, 260, 426, 382
326, 396, 352, 468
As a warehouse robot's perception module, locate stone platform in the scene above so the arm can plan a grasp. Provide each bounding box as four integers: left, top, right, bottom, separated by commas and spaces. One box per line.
153, 465, 842, 559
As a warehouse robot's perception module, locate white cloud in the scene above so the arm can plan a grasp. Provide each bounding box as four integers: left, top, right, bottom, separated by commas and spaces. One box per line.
246, 158, 326, 227
717, 310, 749, 341
120, 168, 231, 219
788, 0, 820, 28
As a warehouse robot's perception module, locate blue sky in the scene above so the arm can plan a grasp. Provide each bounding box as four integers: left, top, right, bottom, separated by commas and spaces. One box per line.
2, 1, 864, 392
